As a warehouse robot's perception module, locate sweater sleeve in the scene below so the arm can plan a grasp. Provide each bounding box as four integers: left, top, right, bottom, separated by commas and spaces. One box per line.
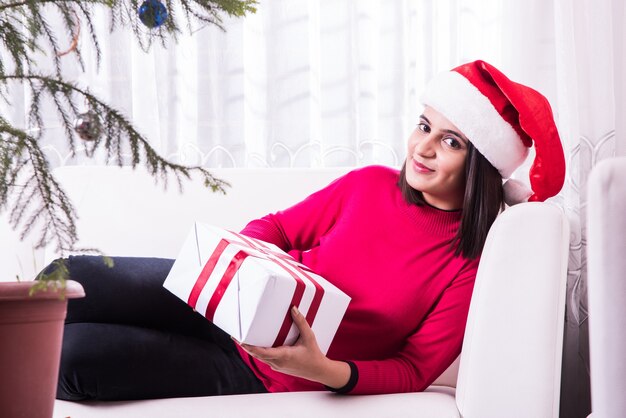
240, 171, 352, 251
349, 264, 477, 395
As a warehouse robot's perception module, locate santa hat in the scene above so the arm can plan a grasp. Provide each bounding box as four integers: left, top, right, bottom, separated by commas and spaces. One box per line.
420, 60, 565, 205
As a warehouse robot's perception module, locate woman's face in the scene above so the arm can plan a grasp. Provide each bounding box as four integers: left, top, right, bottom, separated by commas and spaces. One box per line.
405, 106, 469, 210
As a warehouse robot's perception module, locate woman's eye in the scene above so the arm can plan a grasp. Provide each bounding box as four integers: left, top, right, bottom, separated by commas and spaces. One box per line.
443, 137, 462, 149
417, 122, 430, 133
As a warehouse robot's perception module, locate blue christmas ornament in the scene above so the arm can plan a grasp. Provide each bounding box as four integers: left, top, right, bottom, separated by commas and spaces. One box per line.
138, 0, 168, 28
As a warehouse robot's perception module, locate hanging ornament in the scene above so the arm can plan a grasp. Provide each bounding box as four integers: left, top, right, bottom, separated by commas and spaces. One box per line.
73, 109, 102, 142
138, 0, 168, 28
57, 10, 80, 57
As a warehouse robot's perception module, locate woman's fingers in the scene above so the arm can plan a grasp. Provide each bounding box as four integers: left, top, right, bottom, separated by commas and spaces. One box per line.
290, 305, 316, 345
290, 305, 308, 331
231, 306, 331, 382
233, 304, 322, 368
237, 341, 276, 360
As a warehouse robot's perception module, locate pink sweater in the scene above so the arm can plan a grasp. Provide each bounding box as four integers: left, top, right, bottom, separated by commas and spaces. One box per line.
237, 165, 480, 395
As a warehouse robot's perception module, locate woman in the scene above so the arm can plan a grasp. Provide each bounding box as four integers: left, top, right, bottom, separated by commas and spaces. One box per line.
50, 60, 565, 400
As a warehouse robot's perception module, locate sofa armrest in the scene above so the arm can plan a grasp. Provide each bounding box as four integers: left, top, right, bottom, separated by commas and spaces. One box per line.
587, 157, 626, 418
455, 202, 569, 418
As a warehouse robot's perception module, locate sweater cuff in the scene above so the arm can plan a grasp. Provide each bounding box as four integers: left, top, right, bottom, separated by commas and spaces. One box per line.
325, 361, 358, 394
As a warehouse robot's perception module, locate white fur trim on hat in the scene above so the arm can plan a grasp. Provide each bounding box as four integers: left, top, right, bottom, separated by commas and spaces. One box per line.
420, 71, 529, 179
503, 178, 534, 206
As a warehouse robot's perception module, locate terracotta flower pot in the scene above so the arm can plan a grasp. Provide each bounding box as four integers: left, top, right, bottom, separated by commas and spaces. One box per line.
0, 280, 85, 418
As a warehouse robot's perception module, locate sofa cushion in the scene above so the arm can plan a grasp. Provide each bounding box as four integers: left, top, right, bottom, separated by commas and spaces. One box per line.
54, 386, 459, 418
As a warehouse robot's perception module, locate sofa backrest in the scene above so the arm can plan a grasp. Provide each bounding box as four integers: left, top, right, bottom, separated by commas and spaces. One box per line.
42, 166, 352, 262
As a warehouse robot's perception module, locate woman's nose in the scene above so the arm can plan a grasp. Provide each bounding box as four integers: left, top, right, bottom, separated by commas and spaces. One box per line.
414, 134, 436, 157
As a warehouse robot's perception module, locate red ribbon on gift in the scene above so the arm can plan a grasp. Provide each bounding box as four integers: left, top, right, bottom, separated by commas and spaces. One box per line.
187, 231, 325, 347
233, 232, 326, 346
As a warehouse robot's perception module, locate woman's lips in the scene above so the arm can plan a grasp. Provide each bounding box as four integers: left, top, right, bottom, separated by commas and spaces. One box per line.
412, 159, 434, 174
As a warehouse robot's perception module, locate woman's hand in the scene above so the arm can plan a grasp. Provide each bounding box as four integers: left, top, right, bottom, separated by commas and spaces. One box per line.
235, 306, 351, 389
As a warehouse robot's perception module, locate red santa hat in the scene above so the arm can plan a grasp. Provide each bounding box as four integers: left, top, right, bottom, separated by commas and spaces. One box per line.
420, 60, 565, 205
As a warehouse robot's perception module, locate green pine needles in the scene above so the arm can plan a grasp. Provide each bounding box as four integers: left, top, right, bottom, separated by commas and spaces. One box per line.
0, 0, 256, 259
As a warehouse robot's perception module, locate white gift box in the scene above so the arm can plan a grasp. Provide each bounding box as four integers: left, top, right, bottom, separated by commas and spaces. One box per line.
163, 222, 351, 354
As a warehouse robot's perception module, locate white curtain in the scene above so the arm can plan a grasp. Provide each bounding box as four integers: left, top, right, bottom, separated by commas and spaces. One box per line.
28, 0, 508, 169
7, 0, 626, 416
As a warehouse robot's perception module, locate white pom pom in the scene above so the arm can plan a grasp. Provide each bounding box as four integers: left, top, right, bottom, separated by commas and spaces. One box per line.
503, 178, 533, 206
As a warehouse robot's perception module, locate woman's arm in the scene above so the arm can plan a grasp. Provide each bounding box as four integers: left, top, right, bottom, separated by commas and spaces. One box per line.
348, 268, 477, 394
235, 172, 355, 386
240, 171, 355, 251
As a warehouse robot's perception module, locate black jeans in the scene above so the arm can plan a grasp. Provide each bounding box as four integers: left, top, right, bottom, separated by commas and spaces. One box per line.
49, 256, 267, 401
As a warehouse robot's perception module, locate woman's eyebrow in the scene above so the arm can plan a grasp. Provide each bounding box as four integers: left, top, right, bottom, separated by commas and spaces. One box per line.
422, 114, 468, 144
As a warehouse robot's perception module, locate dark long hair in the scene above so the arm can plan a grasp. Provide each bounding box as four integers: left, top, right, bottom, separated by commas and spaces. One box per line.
398, 141, 504, 259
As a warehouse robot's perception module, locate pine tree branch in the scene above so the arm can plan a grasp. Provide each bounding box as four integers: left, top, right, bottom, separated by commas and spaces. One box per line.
0, 0, 256, 257
1, 0, 257, 74
2, 73, 230, 253
0, 0, 111, 12
5, 74, 229, 191
0, 118, 77, 253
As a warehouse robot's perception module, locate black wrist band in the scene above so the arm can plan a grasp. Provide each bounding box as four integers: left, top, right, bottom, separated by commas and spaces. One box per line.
325, 361, 358, 394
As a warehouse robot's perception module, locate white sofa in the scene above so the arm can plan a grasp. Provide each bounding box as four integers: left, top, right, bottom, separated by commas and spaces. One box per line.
0, 165, 570, 417
587, 157, 626, 418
